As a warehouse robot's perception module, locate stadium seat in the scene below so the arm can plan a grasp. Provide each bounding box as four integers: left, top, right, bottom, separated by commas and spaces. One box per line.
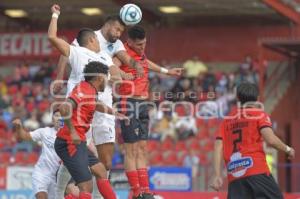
14, 151, 27, 165
27, 152, 39, 165
147, 140, 160, 151
149, 152, 163, 166
163, 151, 178, 166
0, 152, 11, 165
161, 138, 174, 151
7, 85, 19, 96
175, 141, 187, 151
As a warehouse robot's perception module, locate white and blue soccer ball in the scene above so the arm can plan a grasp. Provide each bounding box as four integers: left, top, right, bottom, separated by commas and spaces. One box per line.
120, 3, 142, 26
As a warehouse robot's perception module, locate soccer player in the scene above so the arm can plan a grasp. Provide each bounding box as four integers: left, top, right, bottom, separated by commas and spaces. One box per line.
52, 12, 139, 181
49, 4, 128, 199
48, 4, 120, 198
12, 110, 62, 199
210, 82, 295, 199
114, 25, 183, 199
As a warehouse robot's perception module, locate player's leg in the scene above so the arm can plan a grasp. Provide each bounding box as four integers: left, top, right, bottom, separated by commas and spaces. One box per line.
227, 178, 253, 199
247, 174, 284, 199
32, 173, 49, 199
64, 182, 80, 199
54, 138, 93, 198
47, 179, 57, 199
88, 149, 117, 199
136, 102, 153, 199
56, 164, 72, 198
92, 118, 116, 174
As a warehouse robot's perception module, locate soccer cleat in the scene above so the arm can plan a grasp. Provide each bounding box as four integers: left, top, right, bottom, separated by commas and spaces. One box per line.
142, 193, 155, 199
132, 194, 144, 199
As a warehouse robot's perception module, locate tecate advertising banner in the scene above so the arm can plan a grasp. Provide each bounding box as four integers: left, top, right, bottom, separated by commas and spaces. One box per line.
149, 167, 192, 191
7, 166, 34, 190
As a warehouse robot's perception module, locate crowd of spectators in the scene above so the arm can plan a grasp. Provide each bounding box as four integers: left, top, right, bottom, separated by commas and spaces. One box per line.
0, 56, 259, 170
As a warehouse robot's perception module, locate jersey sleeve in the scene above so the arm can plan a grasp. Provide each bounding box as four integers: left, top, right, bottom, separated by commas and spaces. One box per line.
29, 128, 45, 142
68, 86, 82, 108
68, 46, 80, 71
114, 40, 126, 54
258, 112, 272, 130
216, 121, 225, 140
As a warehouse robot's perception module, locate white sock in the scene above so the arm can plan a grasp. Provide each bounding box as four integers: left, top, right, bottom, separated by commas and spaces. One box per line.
56, 164, 72, 198
92, 176, 103, 199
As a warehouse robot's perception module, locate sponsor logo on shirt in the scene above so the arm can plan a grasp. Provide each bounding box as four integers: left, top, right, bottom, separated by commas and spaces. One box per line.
107, 44, 114, 51
227, 152, 253, 178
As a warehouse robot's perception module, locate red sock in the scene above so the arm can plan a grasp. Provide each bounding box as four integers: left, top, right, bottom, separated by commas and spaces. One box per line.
64, 194, 78, 199
137, 168, 150, 193
126, 170, 141, 197
96, 179, 117, 199
79, 192, 91, 199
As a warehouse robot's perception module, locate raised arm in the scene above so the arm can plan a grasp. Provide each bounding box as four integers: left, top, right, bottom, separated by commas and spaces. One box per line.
48, 4, 70, 57
53, 55, 69, 94
261, 127, 295, 159
147, 59, 183, 76
12, 119, 32, 141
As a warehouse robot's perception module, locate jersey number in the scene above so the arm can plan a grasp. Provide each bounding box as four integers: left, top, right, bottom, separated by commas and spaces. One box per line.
232, 129, 242, 152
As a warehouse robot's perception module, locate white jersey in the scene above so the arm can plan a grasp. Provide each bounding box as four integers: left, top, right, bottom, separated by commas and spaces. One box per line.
30, 127, 60, 178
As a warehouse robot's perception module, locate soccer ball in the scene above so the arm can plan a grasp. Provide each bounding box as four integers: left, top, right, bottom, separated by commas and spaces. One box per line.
120, 4, 142, 26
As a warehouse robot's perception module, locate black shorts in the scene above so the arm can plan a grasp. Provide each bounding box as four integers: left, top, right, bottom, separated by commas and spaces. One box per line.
228, 174, 283, 199
54, 138, 99, 185
118, 98, 150, 143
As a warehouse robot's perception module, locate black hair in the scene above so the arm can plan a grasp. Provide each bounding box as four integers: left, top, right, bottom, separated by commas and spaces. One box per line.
53, 109, 60, 115
76, 28, 95, 47
128, 25, 146, 40
83, 61, 109, 82
237, 82, 259, 105
104, 15, 126, 26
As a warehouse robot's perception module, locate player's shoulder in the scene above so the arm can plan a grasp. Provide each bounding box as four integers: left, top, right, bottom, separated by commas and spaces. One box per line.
99, 51, 113, 64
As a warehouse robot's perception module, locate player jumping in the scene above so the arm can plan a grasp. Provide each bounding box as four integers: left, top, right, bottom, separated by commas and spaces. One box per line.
114, 25, 183, 199
210, 82, 295, 199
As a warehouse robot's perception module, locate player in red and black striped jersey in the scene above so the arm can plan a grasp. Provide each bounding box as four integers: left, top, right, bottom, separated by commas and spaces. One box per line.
210, 82, 295, 199
113, 26, 183, 199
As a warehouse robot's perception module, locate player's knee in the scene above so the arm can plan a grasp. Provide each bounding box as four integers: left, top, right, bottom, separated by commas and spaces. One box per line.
103, 160, 112, 170
77, 181, 93, 193
137, 142, 147, 156
90, 163, 107, 179
125, 144, 138, 159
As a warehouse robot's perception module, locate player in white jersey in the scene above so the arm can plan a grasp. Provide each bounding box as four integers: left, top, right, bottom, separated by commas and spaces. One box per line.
12, 110, 62, 199
48, 4, 121, 199
53, 15, 144, 177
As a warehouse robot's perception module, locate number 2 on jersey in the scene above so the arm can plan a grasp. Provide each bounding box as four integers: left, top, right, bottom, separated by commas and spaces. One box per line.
232, 129, 242, 152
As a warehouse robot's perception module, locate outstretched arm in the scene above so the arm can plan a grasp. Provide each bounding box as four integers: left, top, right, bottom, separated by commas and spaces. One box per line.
53, 55, 69, 94
48, 4, 70, 57
147, 59, 183, 76
12, 119, 32, 141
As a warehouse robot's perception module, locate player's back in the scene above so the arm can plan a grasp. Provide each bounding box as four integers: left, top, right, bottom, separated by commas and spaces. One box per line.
218, 107, 272, 182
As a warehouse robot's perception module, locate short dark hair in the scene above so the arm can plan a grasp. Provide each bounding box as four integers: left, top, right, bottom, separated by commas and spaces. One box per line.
128, 25, 146, 40
76, 28, 95, 46
53, 109, 60, 115
83, 61, 109, 82
237, 82, 259, 105
104, 15, 125, 26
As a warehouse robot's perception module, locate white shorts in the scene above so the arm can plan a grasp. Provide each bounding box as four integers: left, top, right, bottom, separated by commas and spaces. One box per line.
32, 173, 56, 199
92, 112, 115, 145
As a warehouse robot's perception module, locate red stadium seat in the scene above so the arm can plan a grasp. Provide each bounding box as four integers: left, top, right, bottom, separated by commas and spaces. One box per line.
27, 152, 39, 165
147, 140, 160, 151
149, 152, 163, 166
161, 138, 174, 151
7, 85, 19, 96
14, 152, 27, 165
0, 152, 11, 164
163, 151, 178, 166
174, 141, 187, 151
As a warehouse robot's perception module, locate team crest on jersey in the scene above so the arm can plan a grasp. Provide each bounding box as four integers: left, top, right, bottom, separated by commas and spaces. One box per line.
107, 43, 114, 51
227, 152, 253, 178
